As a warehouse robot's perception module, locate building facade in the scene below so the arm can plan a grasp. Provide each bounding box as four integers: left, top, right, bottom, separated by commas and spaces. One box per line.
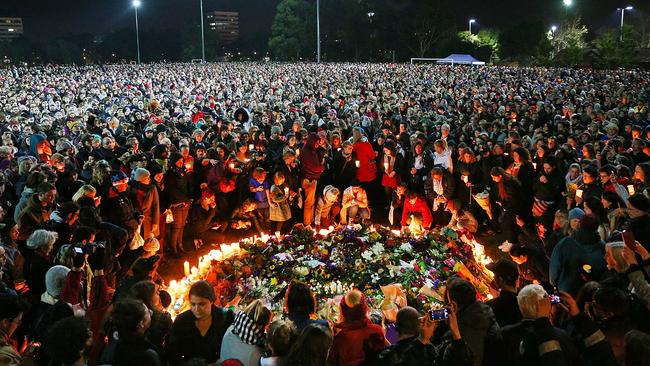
207, 11, 239, 43
0, 18, 23, 39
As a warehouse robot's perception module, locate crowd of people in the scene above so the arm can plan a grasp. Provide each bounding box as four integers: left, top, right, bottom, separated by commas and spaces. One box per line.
0, 62, 649, 365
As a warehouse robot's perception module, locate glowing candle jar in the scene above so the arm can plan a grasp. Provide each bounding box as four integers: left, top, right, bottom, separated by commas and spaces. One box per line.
627, 185, 635, 195
248, 144, 254, 151
355, 160, 360, 168
295, 149, 300, 157
183, 261, 190, 276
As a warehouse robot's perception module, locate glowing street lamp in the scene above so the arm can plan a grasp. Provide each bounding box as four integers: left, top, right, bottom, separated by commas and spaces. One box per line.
618, 6, 633, 42
469, 18, 476, 34
132, 0, 142, 64
551, 25, 558, 33
562, 0, 572, 7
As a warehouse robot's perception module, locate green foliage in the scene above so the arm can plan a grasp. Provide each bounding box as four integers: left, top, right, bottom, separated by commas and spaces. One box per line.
591, 26, 638, 68
456, 29, 500, 63
550, 17, 587, 66
268, 0, 315, 61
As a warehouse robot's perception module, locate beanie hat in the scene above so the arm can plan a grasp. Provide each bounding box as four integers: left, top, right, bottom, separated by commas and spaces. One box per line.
133, 168, 151, 183
568, 207, 585, 221
143, 236, 160, 253
111, 171, 128, 184
628, 193, 650, 212
340, 289, 368, 322
45, 265, 70, 297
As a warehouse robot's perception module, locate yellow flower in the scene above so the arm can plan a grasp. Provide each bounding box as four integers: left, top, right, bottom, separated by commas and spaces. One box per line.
270, 278, 278, 286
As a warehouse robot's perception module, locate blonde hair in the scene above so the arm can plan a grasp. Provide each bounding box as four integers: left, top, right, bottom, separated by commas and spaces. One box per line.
517, 284, 548, 320
72, 185, 97, 202
605, 242, 629, 273
243, 299, 272, 328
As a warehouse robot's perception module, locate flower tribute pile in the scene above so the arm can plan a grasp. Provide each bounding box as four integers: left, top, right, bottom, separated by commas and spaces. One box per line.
167, 225, 494, 319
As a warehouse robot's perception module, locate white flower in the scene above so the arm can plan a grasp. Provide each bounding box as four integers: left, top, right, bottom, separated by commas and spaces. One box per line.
361, 250, 373, 260
371, 243, 384, 255
353, 224, 362, 231
399, 243, 413, 252
293, 266, 309, 276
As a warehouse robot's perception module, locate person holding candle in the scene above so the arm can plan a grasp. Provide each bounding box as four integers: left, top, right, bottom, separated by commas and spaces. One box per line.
381, 140, 405, 210
269, 171, 292, 233
249, 168, 271, 232
351, 127, 377, 187
407, 142, 433, 196
300, 133, 325, 227
163, 153, 193, 257
128, 168, 160, 241
331, 141, 357, 193
598, 165, 629, 202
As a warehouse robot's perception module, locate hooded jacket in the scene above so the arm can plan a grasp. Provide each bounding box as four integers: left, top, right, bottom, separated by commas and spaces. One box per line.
315, 185, 340, 226
550, 229, 606, 295
300, 133, 325, 181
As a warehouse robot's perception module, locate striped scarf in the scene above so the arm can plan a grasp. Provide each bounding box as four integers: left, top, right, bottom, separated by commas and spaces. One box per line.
231, 311, 266, 346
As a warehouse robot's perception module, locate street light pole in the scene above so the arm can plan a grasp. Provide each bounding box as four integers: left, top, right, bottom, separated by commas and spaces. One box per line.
200, 0, 205, 62
619, 6, 633, 42
316, 0, 321, 63
469, 19, 476, 34
133, 0, 141, 64
367, 12, 375, 62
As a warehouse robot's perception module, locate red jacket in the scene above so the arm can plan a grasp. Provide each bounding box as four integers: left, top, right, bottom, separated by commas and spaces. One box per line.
401, 197, 433, 228
353, 140, 377, 182
329, 320, 388, 366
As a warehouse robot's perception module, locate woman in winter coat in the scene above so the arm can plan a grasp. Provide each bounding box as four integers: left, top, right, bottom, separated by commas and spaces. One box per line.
407, 141, 434, 195
128, 168, 160, 240
381, 140, 406, 208
352, 127, 377, 185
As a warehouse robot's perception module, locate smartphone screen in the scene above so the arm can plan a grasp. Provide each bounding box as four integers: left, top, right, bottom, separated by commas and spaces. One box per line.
429, 308, 449, 321
622, 231, 636, 251
74, 247, 84, 254
550, 294, 561, 305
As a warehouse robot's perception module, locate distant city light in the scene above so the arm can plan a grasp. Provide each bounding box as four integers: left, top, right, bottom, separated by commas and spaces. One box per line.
7, 28, 14, 32
551, 25, 557, 32
133, 0, 141, 8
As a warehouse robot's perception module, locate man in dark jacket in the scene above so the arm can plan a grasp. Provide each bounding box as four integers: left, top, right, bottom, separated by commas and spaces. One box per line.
300, 133, 325, 226
424, 167, 456, 227
446, 277, 501, 366
163, 153, 193, 256
486, 259, 522, 327
377, 306, 473, 366
623, 193, 650, 251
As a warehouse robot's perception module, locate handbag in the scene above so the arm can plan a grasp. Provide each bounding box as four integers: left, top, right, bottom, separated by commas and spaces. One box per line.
129, 225, 145, 250
164, 209, 174, 223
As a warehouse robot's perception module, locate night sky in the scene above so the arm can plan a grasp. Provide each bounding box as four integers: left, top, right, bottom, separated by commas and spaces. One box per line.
0, 0, 647, 41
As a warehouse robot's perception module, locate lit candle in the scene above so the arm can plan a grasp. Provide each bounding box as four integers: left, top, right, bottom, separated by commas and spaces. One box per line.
275, 231, 281, 238
627, 185, 635, 195
229, 162, 235, 169
295, 149, 300, 157
462, 175, 469, 183
532, 162, 537, 170
284, 187, 289, 196
183, 261, 190, 276
355, 160, 360, 168
384, 162, 389, 171
575, 189, 583, 199
248, 144, 254, 151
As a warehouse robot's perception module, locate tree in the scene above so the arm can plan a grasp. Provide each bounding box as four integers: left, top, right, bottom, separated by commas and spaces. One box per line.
551, 17, 587, 67
268, 0, 315, 61
592, 26, 638, 68
457, 29, 500, 63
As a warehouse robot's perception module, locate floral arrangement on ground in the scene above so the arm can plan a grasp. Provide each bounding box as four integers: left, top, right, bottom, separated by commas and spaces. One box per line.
167, 225, 494, 320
